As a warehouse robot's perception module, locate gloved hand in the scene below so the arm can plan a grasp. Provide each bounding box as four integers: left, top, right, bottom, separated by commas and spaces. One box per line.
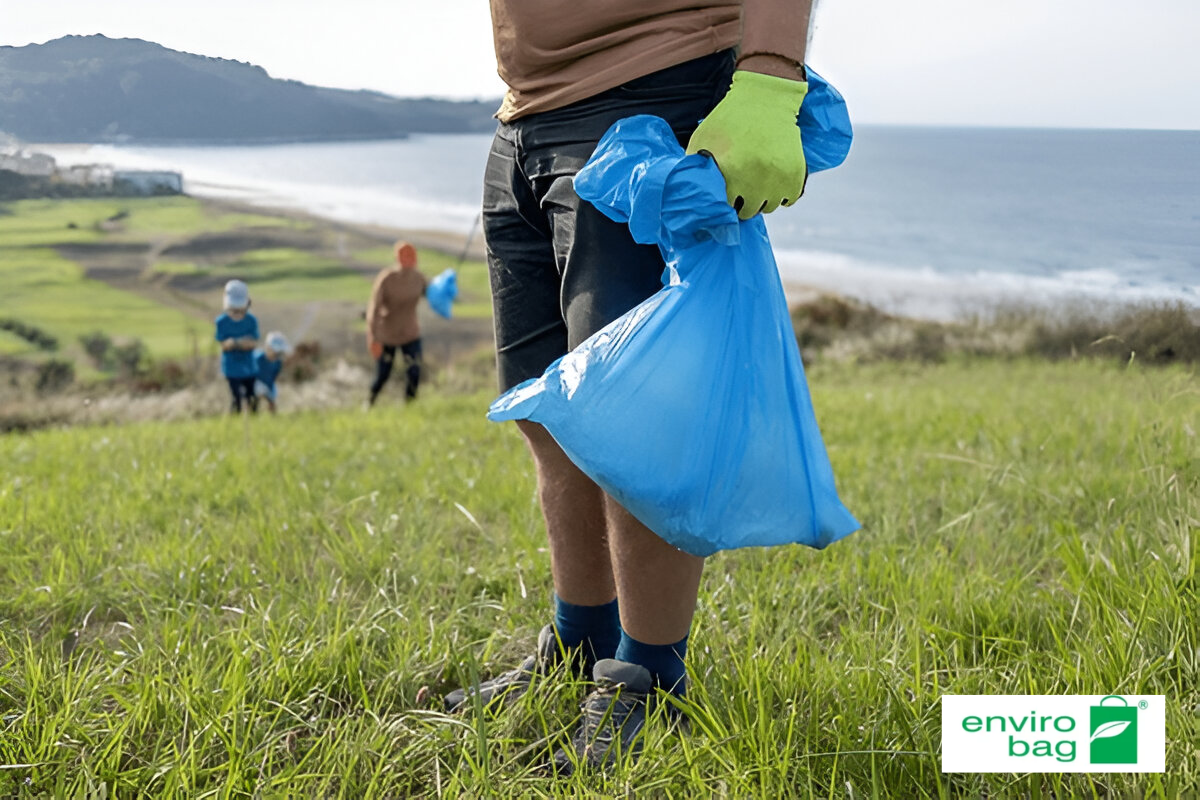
686, 69, 808, 220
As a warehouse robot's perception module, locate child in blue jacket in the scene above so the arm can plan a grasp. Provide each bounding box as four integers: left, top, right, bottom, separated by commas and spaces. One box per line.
253, 331, 290, 414
214, 279, 259, 413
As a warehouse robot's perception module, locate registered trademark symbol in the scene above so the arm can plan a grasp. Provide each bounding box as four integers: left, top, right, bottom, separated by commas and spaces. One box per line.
1138, 700, 1149, 710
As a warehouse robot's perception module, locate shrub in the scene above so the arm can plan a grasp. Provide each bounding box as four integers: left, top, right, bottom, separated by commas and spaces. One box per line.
0, 318, 58, 351
1024, 301, 1199, 364
791, 295, 892, 351
79, 330, 115, 368
287, 341, 321, 383
35, 359, 74, 394
132, 359, 193, 393
112, 339, 149, 377
791, 295, 1200, 366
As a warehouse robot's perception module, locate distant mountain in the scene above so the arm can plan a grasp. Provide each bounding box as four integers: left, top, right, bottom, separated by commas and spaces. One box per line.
0, 35, 499, 143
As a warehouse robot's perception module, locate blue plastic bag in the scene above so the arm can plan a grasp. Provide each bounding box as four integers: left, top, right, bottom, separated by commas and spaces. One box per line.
426, 268, 458, 319
488, 115, 859, 557
801, 67, 853, 173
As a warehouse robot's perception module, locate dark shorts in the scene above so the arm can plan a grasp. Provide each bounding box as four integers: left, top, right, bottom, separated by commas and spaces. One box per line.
483, 50, 735, 391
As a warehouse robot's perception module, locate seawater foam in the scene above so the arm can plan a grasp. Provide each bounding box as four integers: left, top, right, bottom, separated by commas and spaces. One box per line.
187, 179, 479, 235
773, 248, 1200, 321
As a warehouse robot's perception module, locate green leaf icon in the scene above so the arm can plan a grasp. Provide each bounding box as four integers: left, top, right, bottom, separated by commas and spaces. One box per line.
1090, 720, 1131, 742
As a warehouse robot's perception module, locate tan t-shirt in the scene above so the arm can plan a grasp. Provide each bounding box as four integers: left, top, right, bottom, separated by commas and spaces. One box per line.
490, 1, 742, 122
367, 267, 427, 346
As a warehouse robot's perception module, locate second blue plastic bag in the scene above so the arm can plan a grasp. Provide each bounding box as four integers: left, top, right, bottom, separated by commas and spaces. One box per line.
488, 115, 860, 557
426, 268, 458, 319
799, 67, 853, 173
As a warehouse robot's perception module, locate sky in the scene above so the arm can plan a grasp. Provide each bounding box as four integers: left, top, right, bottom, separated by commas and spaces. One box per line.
2, 0, 1198, 130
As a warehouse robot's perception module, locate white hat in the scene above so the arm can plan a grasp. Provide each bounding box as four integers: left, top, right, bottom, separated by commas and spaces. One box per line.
265, 331, 290, 354
223, 279, 250, 310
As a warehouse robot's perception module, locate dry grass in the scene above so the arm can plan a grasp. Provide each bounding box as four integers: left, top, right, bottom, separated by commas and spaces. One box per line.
792, 295, 1200, 366
0, 343, 499, 432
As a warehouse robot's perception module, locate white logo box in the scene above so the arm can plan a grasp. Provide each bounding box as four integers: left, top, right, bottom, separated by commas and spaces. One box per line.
942, 695, 1165, 773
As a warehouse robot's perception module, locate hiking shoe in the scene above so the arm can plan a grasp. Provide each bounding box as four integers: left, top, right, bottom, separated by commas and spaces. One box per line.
444, 624, 563, 713
552, 658, 652, 775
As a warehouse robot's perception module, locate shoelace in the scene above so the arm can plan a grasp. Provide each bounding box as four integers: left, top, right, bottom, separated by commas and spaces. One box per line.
580, 681, 645, 750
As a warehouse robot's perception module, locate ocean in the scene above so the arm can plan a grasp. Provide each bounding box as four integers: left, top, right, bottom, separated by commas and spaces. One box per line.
42, 127, 1200, 320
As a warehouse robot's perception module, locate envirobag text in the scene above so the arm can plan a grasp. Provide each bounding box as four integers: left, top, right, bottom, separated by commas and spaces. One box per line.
488, 115, 859, 556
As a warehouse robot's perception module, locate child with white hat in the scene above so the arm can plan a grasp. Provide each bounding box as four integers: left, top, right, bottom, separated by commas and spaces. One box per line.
214, 279, 260, 413
253, 331, 290, 414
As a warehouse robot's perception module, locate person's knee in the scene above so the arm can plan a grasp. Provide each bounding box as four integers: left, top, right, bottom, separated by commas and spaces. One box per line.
518, 420, 572, 471
516, 419, 555, 451
517, 420, 603, 497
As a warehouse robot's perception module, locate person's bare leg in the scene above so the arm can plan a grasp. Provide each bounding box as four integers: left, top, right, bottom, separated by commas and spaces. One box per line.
517, 420, 616, 606
441, 421, 615, 711
606, 499, 703, 645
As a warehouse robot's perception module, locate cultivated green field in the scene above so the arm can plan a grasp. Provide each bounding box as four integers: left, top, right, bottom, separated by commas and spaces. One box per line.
0, 197, 492, 374
1, 360, 1195, 797
0, 198, 294, 247
0, 199, 309, 363
0, 247, 206, 360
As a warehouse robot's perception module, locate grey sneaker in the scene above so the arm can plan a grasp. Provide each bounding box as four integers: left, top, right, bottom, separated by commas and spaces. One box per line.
552, 658, 652, 775
444, 624, 565, 713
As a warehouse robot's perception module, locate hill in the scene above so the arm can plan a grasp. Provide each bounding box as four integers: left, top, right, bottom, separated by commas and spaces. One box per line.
0, 35, 498, 143
0, 196, 496, 417
0, 361, 1195, 796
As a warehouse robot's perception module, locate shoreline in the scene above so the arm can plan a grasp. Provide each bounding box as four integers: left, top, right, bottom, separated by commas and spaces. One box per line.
197, 195, 490, 263
200, 194, 1200, 320
197, 195, 832, 308
35, 136, 1200, 319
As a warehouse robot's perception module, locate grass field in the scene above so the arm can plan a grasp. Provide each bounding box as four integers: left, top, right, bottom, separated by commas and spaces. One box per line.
0, 199, 305, 363
0, 330, 35, 356
0, 197, 295, 249
187, 248, 375, 304
0, 247, 209, 361
0, 197, 492, 376
1, 359, 1195, 797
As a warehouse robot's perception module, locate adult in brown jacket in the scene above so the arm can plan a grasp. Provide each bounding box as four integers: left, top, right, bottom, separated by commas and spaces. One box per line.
366, 241, 427, 405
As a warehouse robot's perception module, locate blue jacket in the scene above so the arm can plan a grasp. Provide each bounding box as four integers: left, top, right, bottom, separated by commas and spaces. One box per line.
254, 349, 283, 389
214, 312, 259, 378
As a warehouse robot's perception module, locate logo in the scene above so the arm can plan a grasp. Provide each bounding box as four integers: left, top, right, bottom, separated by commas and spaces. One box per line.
941, 695, 1165, 773
1090, 696, 1137, 764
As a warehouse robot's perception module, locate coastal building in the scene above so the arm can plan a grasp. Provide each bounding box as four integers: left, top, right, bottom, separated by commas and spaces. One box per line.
0, 142, 182, 197
59, 164, 115, 190
112, 170, 183, 195
0, 151, 56, 177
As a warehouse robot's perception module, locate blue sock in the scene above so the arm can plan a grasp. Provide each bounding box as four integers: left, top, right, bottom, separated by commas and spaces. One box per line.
552, 594, 620, 667
615, 630, 689, 696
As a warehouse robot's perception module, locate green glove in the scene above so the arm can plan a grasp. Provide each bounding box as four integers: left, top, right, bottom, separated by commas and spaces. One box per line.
686, 70, 808, 220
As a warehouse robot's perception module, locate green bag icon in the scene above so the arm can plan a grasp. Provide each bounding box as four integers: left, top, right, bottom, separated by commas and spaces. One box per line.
1090, 695, 1137, 764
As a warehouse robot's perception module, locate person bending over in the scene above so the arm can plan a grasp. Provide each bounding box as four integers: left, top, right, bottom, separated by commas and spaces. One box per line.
253, 331, 290, 414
